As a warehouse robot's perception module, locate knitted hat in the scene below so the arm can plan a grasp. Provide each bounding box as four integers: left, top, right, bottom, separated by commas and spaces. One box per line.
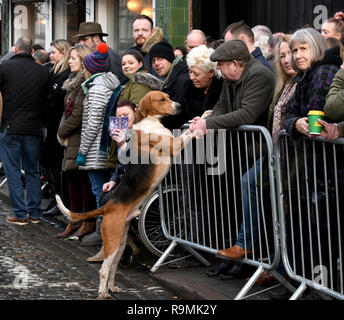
83, 43, 109, 74
149, 41, 175, 63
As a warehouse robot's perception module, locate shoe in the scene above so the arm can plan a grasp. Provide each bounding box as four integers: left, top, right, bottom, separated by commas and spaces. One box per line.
217, 245, 253, 260
6, 216, 28, 226
87, 246, 104, 262
246, 270, 288, 285
41, 205, 61, 217
29, 218, 41, 224
206, 261, 234, 277
219, 262, 252, 280
268, 286, 291, 300
56, 222, 81, 238
167, 256, 202, 269
80, 231, 102, 246
73, 221, 96, 238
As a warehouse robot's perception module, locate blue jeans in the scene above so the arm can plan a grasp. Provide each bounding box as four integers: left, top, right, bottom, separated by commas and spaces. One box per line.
0, 129, 42, 219
237, 157, 263, 250
87, 170, 109, 208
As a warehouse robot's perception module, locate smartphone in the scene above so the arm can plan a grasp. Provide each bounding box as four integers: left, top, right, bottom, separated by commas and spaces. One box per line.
109, 116, 129, 136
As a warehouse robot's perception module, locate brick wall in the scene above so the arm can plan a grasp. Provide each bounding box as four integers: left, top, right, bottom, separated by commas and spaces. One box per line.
155, 0, 190, 48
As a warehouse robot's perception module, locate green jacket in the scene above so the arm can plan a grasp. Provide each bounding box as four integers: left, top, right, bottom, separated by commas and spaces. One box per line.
118, 70, 152, 105
324, 68, 344, 137
206, 56, 275, 129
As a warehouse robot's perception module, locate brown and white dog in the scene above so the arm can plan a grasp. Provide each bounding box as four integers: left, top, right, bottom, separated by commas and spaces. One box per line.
56, 91, 191, 299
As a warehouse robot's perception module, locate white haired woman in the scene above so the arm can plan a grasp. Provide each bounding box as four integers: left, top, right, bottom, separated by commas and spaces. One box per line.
182, 44, 223, 122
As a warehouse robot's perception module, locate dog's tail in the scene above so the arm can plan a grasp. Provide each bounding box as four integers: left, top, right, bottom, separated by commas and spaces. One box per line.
55, 194, 104, 222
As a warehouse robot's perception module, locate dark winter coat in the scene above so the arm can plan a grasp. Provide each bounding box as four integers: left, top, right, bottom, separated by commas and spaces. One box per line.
283, 46, 342, 136
251, 47, 274, 72
206, 55, 275, 129
58, 72, 86, 172
182, 76, 223, 121
161, 56, 191, 130
40, 67, 71, 168
0, 53, 51, 136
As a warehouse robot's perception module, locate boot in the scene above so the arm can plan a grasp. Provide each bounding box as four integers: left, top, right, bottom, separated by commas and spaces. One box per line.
73, 221, 96, 238
56, 222, 82, 238
81, 217, 102, 246
86, 246, 104, 262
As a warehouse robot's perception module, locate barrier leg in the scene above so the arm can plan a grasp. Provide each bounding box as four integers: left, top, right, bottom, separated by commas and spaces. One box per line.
269, 270, 296, 293
0, 177, 7, 188
150, 240, 177, 273
234, 265, 265, 300
289, 281, 307, 300
182, 245, 211, 267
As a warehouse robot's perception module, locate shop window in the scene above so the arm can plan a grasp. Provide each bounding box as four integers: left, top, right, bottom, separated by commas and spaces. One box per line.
53, 0, 86, 42
115, 0, 153, 52
12, 0, 49, 49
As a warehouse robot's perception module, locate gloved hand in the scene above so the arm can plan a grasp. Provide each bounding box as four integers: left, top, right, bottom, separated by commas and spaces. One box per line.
76, 152, 86, 166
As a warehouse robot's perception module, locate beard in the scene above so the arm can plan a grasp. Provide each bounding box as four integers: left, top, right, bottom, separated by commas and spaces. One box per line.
135, 36, 146, 47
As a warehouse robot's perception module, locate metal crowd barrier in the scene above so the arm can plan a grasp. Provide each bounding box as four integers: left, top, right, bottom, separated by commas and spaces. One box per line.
150, 126, 292, 299
275, 131, 344, 300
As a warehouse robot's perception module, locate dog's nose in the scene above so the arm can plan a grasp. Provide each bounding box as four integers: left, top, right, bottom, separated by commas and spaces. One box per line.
173, 101, 181, 114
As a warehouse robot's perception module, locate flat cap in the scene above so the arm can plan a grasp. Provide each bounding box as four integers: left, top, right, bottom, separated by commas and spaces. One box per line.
210, 39, 250, 62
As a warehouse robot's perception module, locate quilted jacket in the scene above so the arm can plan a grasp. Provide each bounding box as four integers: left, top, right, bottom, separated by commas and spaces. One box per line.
78, 72, 120, 170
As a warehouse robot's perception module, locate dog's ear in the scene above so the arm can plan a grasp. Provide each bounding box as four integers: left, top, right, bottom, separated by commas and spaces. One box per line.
135, 93, 151, 123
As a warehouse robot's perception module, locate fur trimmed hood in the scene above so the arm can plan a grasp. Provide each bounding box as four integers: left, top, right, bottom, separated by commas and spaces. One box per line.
141, 27, 164, 54
132, 72, 164, 91
62, 71, 86, 92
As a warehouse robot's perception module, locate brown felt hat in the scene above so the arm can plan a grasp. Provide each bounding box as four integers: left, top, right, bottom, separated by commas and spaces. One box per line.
74, 22, 108, 38
210, 39, 250, 62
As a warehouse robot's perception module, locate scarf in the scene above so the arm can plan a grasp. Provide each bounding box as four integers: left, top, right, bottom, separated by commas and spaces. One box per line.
98, 81, 127, 156
272, 80, 297, 143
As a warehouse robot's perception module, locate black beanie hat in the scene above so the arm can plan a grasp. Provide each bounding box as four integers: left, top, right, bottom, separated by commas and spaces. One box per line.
149, 41, 175, 63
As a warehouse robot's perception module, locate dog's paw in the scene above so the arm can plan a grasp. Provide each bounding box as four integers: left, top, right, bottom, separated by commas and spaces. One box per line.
98, 292, 112, 299
109, 285, 121, 293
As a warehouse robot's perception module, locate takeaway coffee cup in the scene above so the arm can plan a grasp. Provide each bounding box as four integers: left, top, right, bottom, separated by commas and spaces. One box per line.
308, 110, 325, 135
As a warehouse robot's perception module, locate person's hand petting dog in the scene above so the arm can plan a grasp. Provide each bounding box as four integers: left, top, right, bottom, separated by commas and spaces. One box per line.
189, 117, 207, 139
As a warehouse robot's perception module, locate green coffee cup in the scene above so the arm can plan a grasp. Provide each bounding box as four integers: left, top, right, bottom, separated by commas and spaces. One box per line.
308, 110, 325, 135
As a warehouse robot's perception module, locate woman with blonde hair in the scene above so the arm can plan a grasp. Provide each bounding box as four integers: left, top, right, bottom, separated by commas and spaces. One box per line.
40, 39, 71, 217
56, 43, 97, 238
41, 39, 73, 217
321, 11, 344, 45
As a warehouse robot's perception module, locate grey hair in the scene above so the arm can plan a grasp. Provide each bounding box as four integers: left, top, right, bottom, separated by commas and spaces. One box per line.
290, 28, 327, 72
15, 36, 33, 54
186, 44, 217, 73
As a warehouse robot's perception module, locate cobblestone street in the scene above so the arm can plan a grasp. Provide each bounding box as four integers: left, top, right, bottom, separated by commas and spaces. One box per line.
0, 202, 176, 300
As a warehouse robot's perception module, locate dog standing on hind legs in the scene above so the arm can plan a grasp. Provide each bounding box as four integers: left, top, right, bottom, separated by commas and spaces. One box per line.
56, 91, 193, 299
